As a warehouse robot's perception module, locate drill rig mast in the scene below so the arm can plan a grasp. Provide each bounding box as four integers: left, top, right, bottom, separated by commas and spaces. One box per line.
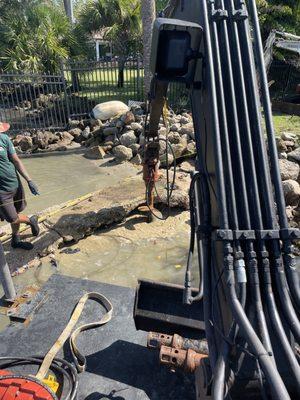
136, 0, 300, 399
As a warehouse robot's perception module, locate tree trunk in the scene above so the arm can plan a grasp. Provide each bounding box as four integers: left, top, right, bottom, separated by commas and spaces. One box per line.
63, 0, 74, 23
141, 0, 156, 99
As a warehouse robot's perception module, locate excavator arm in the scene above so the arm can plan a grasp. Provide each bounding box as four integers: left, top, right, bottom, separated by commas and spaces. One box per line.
135, 1, 300, 399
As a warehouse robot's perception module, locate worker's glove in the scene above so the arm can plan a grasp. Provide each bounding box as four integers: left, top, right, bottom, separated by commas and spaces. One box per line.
28, 181, 40, 196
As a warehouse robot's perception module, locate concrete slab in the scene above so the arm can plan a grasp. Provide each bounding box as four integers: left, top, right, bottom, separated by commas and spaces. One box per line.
0, 274, 195, 400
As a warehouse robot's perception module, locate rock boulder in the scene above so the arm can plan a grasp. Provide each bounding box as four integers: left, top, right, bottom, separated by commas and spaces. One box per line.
282, 180, 300, 206
113, 145, 133, 162
91, 101, 129, 121
84, 146, 106, 160
179, 122, 195, 139
279, 159, 300, 181
120, 131, 137, 147
288, 147, 300, 163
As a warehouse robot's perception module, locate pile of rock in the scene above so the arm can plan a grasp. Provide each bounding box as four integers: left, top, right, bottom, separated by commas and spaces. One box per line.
13, 130, 81, 153
10, 100, 300, 231
278, 132, 300, 230
82, 102, 196, 165
11, 101, 196, 164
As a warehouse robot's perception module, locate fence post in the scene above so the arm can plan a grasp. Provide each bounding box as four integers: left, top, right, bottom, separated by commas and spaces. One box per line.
136, 57, 141, 101
60, 60, 71, 124
0, 242, 16, 301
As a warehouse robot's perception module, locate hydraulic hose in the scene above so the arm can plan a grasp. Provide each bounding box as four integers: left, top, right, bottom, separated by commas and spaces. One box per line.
212, 281, 247, 400
263, 261, 300, 391
272, 250, 300, 343
224, 247, 291, 400
184, 172, 207, 304
0, 356, 78, 400
246, 0, 300, 309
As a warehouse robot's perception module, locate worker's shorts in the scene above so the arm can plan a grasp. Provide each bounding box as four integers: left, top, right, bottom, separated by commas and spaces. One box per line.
0, 184, 26, 223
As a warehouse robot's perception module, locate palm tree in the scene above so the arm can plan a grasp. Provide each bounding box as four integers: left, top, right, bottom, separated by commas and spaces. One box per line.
141, 0, 156, 97
0, 2, 73, 73
79, 0, 142, 87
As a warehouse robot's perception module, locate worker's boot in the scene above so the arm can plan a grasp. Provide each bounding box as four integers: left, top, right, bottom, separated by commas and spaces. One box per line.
11, 234, 34, 250
29, 215, 40, 237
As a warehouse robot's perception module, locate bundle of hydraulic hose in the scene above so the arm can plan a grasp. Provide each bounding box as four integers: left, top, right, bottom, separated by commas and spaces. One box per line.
180, 0, 300, 399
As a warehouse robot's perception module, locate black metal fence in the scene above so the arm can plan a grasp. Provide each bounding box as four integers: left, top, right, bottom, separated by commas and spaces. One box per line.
269, 60, 300, 103
0, 72, 68, 132
0, 59, 189, 133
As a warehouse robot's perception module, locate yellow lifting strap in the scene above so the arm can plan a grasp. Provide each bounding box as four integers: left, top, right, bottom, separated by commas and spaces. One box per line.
35, 292, 113, 381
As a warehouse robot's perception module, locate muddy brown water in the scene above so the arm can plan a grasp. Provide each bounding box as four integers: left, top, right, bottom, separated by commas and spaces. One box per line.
0, 154, 198, 331
0, 230, 198, 332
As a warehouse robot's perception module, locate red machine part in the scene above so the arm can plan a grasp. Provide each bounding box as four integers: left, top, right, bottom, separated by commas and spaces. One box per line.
0, 371, 56, 400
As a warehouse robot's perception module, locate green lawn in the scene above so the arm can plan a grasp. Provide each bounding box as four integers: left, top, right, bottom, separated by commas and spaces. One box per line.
272, 112, 300, 137
66, 69, 300, 136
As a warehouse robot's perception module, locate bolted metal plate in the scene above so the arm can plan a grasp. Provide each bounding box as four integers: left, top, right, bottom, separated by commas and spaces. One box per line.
0, 285, 47, 324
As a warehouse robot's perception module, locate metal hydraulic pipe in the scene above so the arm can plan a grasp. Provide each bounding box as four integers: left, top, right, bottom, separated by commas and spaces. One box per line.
0, 242, 16, 301
235, 0, 300, 377
227, 0, 300, 350
241, 0, 300, 341
215, 0, 273, 359
246, 0, 300, 309
208, 1, 249, 397
191, 95, 218, 367
199, 0, 229, 230
236, 0, 300, 315
197, 0, 233, 371
229, 3, 300, 394
246, 2, 288, 228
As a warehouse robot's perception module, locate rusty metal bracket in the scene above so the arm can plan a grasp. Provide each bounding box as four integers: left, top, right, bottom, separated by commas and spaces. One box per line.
159, 345, 208, 373
147, 332, 209, 354
0, 285, 47, 324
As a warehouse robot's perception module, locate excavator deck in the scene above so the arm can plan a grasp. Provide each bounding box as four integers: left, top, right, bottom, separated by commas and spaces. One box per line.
0, 274, 194, 400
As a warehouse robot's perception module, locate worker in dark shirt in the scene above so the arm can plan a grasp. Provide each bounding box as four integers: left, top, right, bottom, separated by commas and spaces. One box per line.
0, 122, 40, 250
